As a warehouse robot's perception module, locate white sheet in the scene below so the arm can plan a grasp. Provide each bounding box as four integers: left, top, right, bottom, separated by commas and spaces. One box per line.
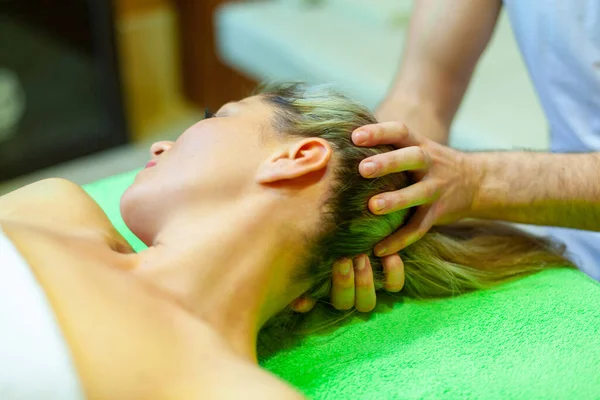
0, 226, 84, 400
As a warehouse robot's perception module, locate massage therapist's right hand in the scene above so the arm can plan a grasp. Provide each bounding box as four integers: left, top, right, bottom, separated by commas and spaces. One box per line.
329, 122, 480, 312
355, 122, 479, 254
291, 122, 479, 313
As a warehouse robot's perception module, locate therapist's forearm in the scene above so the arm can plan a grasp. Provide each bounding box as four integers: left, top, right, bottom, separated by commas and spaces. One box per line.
467, 152, 600, 231
375, 97, 450, 144
375, 0, 501, 144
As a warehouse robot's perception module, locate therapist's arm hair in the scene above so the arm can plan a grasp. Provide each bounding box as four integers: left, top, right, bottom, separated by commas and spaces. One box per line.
377, 0, 502, 143
468, 151, 600, 231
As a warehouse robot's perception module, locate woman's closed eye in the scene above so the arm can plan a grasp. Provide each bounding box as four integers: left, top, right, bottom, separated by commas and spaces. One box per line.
205, 108, 228, 119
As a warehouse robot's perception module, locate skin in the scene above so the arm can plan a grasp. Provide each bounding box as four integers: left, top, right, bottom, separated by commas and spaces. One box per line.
328, 0, 600, 312
0, 95, 346, 399
376, 0, 502, 142
323, 0, 502, 312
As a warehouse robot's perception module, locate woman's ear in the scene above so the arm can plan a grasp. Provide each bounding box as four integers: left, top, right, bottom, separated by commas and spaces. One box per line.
256, 138, 332, 183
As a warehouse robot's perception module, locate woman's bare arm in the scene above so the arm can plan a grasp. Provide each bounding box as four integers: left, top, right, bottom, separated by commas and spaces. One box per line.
206, 362, 305, 400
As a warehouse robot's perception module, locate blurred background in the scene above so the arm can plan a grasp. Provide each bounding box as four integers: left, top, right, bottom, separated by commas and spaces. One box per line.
0, 0, 546, 195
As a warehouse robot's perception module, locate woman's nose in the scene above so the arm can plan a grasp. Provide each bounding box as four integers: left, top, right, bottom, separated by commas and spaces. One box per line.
150, 141, 174, 157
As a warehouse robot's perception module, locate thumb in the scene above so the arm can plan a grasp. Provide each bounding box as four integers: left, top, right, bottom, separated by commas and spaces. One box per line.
375, 205, 434, 256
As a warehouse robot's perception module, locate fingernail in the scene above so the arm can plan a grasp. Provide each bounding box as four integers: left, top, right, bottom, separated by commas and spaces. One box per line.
338, 259, 351, 275
353, 130, 368, 145
372, 198, 386, 212
293, 297, 305, 308
355, 255, 366, 271
375, 245, 387, 257
361, 161, 377, 177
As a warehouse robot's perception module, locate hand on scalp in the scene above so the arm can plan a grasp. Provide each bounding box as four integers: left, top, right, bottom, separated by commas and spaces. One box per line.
292, 121, 478, 313
291, 254, 404, 313
353, 121, 477, 256
329, 254, 405, 312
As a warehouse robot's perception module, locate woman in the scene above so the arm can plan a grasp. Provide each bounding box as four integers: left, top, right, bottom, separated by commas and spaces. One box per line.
0, 83, 572, 399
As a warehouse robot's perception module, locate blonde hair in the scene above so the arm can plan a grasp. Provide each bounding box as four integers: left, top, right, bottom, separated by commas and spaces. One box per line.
256, 83, 574, 350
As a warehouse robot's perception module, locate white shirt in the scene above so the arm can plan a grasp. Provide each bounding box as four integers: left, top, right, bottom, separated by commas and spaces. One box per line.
503, 0, 600, 279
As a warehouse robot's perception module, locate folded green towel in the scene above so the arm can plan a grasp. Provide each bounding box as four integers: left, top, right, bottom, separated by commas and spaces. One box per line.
85, 170, 600, 399
262, 270, 600, 399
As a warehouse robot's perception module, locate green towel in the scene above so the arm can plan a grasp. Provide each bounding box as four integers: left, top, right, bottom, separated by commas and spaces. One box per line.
85, 170, 600, 399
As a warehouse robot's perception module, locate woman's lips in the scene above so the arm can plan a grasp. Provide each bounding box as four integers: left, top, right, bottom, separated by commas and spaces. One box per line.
145, 160, 157, 169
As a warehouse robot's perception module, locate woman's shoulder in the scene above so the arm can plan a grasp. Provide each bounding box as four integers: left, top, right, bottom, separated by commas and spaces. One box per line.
0, 178, 130, 251
1, 178, 91, 214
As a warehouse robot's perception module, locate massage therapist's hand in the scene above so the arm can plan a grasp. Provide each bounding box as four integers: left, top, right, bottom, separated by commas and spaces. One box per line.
354, 122, 479, 256
291, 122, 479, 314
323, 123, 476, 312
290, 254, 404, 313
329, 253, 405, 312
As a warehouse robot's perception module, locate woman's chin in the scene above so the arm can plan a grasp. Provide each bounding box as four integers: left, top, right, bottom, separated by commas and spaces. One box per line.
119, 187, 143, 233
134, 164, 154, 181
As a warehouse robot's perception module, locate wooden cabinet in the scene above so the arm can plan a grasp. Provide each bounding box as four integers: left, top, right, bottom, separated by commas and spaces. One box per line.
174, 0, 257, 112
115, 0, 189, 142
115, 0, 256, 142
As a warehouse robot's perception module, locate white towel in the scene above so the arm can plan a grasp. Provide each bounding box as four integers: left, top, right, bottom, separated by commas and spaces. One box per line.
0, 226, 84, 399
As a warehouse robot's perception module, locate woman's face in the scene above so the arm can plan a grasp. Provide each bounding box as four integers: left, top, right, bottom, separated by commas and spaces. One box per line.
121, 95, 333, 245
121, 96, 280, 243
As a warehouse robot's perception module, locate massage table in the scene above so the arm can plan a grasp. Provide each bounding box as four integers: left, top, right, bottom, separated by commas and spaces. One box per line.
85, 170, 600, 399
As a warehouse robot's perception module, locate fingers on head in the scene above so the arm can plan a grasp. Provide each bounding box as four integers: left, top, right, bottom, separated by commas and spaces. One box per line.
331, 258, 355, 311
290, 296, 317, 313
369, 179, 440, 215
360, 145, 431, 179
376, 205, 434, 256
332, 255, 377, 312
381, 254, 405, 292
353, 254, 376, 313
353, 122, 416, 147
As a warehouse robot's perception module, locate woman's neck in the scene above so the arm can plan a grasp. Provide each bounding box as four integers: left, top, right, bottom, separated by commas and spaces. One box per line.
130, 194, 311, 361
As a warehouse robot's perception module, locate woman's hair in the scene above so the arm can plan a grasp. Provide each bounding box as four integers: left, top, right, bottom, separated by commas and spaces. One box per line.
256, 82, 574, 349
